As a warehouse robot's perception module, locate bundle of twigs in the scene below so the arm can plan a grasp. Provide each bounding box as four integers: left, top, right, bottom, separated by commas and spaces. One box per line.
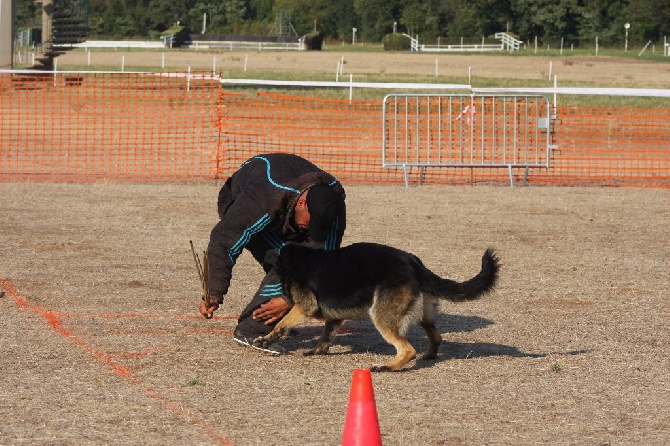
190, 240, 210, 305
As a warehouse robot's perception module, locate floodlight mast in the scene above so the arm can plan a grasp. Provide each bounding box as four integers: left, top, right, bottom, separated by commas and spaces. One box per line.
624, 23, 630, 52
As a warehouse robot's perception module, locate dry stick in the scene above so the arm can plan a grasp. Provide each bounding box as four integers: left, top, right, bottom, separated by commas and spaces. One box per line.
202, 250, 209, 302
190, 241, 210, 304
190, 240, 203, 279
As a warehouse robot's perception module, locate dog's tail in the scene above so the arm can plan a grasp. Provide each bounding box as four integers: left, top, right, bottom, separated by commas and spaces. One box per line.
419, 248, 500, 302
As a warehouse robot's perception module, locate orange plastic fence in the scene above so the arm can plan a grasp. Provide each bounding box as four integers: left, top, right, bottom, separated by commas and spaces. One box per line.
1, 72, 220, 182
1, 72, 668, 187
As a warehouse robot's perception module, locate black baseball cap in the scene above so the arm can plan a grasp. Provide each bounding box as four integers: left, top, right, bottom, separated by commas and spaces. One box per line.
306, 184, 343, 242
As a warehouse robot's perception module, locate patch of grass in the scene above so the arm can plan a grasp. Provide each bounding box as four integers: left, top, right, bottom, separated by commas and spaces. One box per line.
186, 379, 201, 387
214, 73, 669, 106
550, 363, 562, 373
325, 43, 385, 53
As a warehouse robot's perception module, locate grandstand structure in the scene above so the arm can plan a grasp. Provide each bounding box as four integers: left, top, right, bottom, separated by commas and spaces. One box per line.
12, 0, 90, 70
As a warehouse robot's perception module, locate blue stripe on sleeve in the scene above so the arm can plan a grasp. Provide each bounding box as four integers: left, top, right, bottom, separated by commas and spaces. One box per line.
259, 283, 284, 297
228, 213, 272, 264
261, 232, 286, 251
253, 156, 301, 194
324, 215, 340, 251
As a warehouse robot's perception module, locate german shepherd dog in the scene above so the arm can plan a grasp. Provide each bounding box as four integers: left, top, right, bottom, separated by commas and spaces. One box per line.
253, 243, 500, 371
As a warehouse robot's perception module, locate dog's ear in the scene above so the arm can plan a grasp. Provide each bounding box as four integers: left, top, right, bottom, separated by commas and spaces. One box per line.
277, 243, 296, 277
279, 242, 298, 260
278, 242, 321, 271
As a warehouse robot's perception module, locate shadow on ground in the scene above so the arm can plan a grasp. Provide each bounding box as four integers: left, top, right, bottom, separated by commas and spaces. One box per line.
280, 315, 589, 371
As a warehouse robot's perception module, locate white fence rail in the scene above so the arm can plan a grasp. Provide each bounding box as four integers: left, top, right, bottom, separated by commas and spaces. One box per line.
72, 40, 165, 49
420, 43, 504, 52
68, 38, 307, 51
182, 38, 305, 51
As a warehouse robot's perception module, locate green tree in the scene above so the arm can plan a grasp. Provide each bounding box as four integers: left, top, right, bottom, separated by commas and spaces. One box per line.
99, 0, 127, 36
16, 0, 40, 29
222, 0, 248, 30
511, 0, 584, 44
354, 0, 403, 41
444, 0, 481, 39
476, 0, 513, 37
248, 0, 274, 21
577, 0, 634, 45
148, 0, 192, 31
401, 1, 446, 39
274, 0, 356, 40
14, 0, 669, 47
186, 0, 247, 34
623, 0, 670, 43
310, 0, 357, 41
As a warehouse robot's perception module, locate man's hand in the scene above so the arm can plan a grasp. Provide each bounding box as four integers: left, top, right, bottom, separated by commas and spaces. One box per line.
253, 296, 291, 325
199, 300, 219, 319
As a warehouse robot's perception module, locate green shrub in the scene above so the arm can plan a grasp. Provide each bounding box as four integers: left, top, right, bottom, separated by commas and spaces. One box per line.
383, 33, 411, 51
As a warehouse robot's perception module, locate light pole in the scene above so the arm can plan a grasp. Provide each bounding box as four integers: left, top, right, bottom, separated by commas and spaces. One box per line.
352, 28, 357, 45
624, 23, 630, 52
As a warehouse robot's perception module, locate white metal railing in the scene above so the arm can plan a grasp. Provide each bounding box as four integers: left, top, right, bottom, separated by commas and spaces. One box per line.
382, 93, 555, 187
494, 32, 523, 51
162, 34, 176, 49
402, 34, 420, 51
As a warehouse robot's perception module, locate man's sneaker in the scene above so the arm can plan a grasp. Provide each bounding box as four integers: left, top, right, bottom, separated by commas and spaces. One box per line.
233, 331, 285, 356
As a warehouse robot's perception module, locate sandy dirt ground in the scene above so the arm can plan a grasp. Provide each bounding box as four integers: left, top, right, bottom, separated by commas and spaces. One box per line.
55, 49, 670, 88
1, 182, 668, 445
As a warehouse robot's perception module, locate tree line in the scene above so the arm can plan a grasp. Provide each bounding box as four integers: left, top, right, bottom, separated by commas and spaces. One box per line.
16, 0, 670, 47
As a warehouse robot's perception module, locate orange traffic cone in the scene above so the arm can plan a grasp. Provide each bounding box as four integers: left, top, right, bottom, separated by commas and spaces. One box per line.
341, 369, 382, 446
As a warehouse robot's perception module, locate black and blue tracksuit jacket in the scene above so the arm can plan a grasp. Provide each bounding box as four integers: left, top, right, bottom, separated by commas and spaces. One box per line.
206, 153, 346, 301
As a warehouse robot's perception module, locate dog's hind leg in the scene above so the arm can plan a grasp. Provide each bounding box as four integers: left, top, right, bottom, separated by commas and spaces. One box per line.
420, 297, 442, 360
304, 319, 343, 356
253, 305, 309, 350
370, 327, 417, 372
369, 287, 418, 372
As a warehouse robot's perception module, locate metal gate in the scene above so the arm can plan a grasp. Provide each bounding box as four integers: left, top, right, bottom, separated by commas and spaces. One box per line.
382, 94, 556, 186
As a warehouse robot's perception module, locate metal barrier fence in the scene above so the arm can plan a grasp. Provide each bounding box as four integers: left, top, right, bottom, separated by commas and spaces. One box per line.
382, 94, 555, 186
1, 71, 669, 187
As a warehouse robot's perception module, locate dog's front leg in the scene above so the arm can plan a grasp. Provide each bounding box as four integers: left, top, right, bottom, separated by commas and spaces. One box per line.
305, 319, 343, 356
253, 305, 309, 349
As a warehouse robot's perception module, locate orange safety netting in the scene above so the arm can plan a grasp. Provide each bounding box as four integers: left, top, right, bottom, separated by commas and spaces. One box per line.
0, 72, 220, 182
1, 72, 669, 187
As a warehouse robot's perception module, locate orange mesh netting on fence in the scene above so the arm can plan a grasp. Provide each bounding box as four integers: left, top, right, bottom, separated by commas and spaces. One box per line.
1, 72, 668, 187
1, 72, 221, 182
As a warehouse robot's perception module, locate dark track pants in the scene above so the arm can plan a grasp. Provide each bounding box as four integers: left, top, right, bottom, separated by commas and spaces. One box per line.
233, 235, 285, 338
